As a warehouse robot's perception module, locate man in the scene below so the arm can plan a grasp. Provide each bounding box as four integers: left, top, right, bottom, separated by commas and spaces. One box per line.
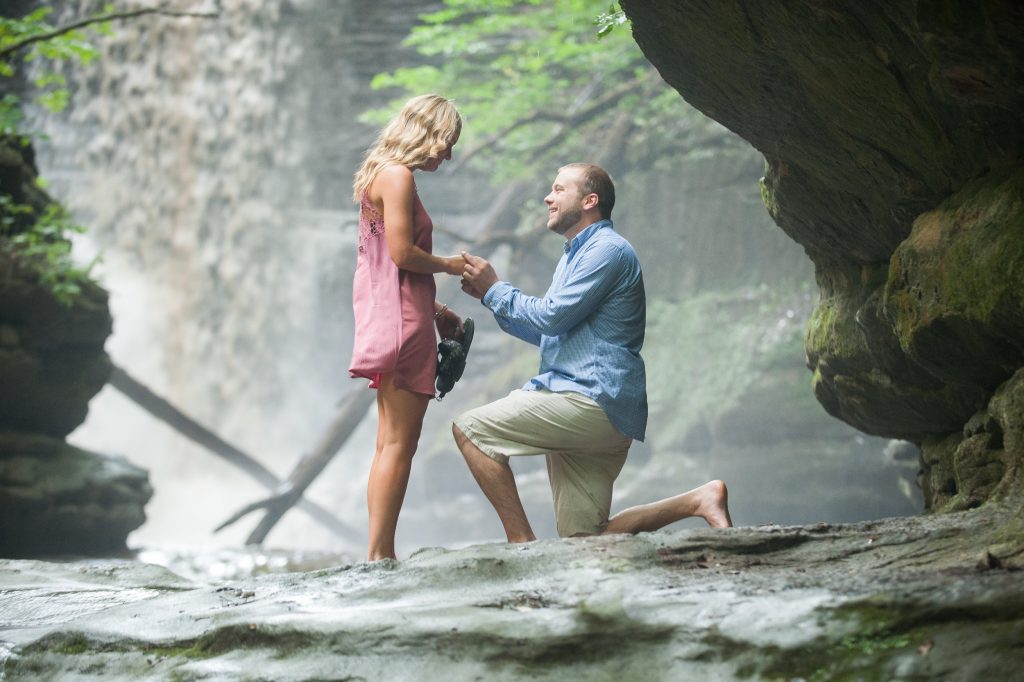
455, 162, 732, 542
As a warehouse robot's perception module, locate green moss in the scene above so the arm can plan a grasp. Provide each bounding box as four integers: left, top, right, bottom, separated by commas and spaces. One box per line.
755, 588, 1024, 680
803, 262, 895, 376
20, 624, 328, 668
804, 299, 838, 358
24, 631, 216, 662
804, 294, 863, 365
884, 289, 920, 350
940, 179, 1024, 320
693, 602, 927, 681
761, 605, 918, 680
835, 630, 912, 658
759, 174, 777, 220
886, 167, 1024, 350
46, 632, 93, 656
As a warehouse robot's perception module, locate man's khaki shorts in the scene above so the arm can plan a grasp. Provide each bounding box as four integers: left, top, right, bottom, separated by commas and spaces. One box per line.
453, 389, 632, 537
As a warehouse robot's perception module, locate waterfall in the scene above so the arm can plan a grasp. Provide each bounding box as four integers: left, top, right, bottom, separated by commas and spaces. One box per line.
29, 0, 454, 554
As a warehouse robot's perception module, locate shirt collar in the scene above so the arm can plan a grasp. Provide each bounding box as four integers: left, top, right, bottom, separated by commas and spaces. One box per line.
564, 219, 612, 257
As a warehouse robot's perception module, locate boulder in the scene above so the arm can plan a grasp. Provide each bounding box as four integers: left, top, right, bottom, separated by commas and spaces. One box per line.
0, 249, 112, 438
0, 431, 152, 557
1, 137, 149, 555
921, 367, 1024, 511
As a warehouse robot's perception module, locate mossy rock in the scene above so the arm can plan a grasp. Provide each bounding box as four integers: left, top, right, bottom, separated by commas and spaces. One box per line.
0, 431, 152, 557
885, 167, 1024, 390
0, 136, 51, 234
804, 262, 986, 440
620, 0, 1024, 512
0, 246, 112, 439
920, 367, 1024, 510
1, 138, 113, 438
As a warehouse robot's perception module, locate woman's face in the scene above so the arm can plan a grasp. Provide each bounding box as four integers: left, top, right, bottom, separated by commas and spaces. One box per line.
418, 129, 460, 172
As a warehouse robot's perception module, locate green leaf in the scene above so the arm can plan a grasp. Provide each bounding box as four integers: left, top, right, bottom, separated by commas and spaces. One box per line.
37, 88, 70, 113
365, 0, 681, 184
595, 5, 628, 38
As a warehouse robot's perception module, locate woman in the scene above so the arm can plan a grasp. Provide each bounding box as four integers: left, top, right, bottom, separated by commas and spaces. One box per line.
349, 94, 466, 561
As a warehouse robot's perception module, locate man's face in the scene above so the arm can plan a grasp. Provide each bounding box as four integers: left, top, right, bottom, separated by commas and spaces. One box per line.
544, 168, 585, 236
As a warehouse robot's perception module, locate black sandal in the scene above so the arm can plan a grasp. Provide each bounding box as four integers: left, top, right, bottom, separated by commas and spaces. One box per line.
435, 318, 474, 400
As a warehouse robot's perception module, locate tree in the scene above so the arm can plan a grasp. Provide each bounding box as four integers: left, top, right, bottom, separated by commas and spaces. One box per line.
0, 4, 214, 304
366, 0, 736, 241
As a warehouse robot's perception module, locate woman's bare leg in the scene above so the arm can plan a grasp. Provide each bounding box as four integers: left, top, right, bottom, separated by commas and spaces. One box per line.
366, 374, 430, 561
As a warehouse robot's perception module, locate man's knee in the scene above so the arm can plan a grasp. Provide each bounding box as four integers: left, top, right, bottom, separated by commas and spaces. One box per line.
452, 420, 484, 465
452, 422, 468, 451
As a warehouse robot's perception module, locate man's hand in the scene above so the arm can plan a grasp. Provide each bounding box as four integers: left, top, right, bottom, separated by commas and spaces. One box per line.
460, 251, 500, 300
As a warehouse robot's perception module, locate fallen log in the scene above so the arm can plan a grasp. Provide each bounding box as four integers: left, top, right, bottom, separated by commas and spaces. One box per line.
215, 387, 376, 545
108, 365, 363, 544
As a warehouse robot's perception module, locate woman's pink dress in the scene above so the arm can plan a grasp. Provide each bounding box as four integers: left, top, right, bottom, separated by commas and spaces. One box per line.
349, 187, 437, 396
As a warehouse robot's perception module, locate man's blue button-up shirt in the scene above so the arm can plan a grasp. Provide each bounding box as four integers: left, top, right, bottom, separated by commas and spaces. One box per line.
481, 219, 648, 441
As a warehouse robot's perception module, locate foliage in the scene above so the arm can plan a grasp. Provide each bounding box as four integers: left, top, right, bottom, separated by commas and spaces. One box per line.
1, 5, 113, 305
365, 0, 727, 188
595, 5, 627, 37
0, 194, 98, 306
643, 286, 813, 449
1, 5, 112, 126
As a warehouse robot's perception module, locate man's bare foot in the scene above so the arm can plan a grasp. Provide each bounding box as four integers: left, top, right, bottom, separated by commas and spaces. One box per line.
697, 479, 733, 528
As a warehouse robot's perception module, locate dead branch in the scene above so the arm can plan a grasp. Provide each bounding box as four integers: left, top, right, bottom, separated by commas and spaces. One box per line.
108, 365, 363, 544
448, 68, 655, 172
1, 7, 219, 60
590, 109, 634, 167
214, 387, 375, 545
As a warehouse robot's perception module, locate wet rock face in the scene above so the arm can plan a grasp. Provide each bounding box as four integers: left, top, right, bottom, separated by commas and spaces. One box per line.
0, 433, 152, 557
621, 1, 1023, 264
920, 367, 1024, 512
0, 250, 112, 439
2, 509, 1022, 680
621, 1, 1024, 506
1, 140, 149, 555
885, 168, 1024, 391
0, 139, 111, 438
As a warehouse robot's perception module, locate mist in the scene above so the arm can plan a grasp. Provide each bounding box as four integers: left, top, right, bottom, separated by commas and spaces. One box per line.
26, 0, 919, 561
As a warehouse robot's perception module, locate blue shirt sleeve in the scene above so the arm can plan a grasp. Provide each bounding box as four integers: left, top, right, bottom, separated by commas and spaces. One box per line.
482, 282, 542, 346
482, 239, 624, 340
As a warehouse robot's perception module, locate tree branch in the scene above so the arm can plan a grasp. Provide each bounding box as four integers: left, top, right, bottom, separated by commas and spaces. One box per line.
214, 387, 375, 545
448, 68, 655, 172
590, 108, 634, 168
108, 365, 363, 544
1, 7, 219, 60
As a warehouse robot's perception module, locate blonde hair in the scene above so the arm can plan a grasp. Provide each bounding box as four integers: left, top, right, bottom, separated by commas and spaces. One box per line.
352, 94, 462, 202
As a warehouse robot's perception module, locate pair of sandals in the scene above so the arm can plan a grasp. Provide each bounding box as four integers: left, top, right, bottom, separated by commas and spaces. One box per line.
435, 318, 474, 400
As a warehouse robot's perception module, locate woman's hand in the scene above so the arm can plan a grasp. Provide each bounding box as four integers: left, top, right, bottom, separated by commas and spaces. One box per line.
440, 255, 465, 276
435, 306, 463, 340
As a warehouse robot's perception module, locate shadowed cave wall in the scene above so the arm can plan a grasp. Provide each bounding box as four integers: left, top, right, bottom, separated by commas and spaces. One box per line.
620, 0, 1024, 511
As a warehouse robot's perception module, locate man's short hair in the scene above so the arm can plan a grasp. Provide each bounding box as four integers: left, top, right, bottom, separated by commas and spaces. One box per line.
561, 163, 615, 219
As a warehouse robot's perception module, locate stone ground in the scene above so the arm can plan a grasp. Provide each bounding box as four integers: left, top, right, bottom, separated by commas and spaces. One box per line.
2, 504, 1022, 681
